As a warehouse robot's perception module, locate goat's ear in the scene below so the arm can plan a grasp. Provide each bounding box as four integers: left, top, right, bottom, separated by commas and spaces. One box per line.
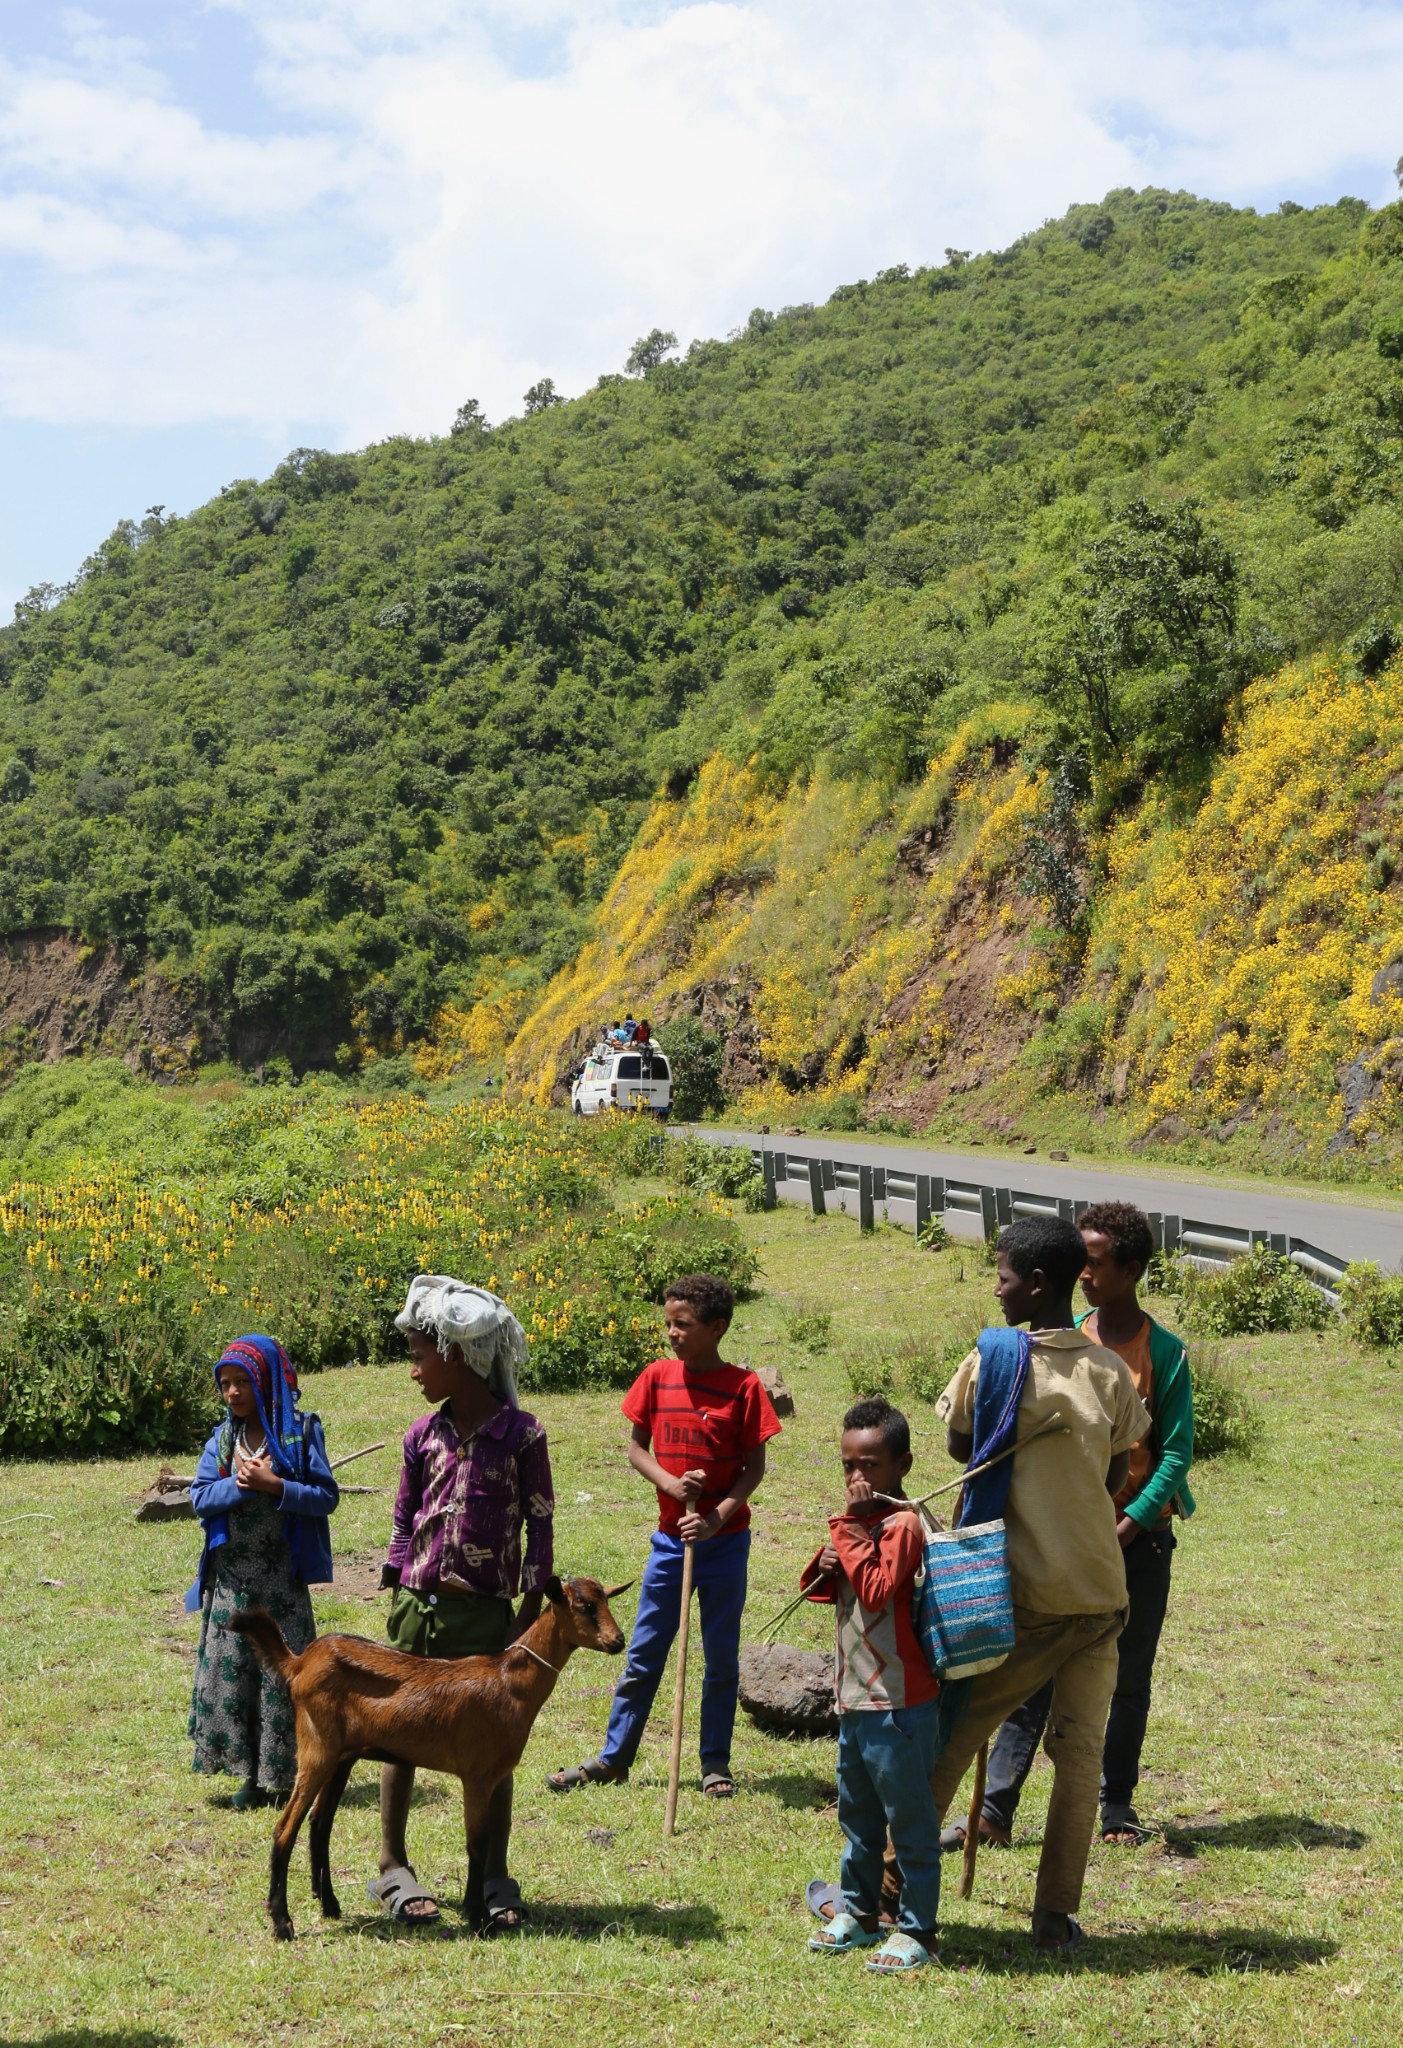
603, 1580, 634, 1600
544, 1574, 565, 1605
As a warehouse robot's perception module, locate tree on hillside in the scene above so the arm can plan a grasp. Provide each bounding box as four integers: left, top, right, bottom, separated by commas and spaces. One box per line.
523, 378, 564, 414
451, 398, 488, 436
625, 328, 678, 375
1027, 498, 1240, 759
661, 1016, 727, 1121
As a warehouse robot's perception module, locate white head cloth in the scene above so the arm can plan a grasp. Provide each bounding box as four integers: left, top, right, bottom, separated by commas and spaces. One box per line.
394, 1275, 527, 1409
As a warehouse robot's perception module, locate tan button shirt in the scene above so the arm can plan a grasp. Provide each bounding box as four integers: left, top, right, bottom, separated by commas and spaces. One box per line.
935, 1329, 1150, 1617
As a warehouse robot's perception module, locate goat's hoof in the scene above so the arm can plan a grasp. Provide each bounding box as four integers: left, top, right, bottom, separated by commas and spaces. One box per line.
272, 1918, 295, 1942
321, 1894, 342, 1920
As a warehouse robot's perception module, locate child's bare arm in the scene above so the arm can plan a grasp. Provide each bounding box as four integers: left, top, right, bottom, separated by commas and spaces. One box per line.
679, 1445, 766, 1542
947, 1425, 974, 1463
509, 1591, 544, 1641
626, 1420, 696, 1504
1105, 1450, 1130, 1496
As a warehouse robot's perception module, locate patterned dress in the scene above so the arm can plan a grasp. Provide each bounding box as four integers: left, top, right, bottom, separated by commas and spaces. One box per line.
189, 1488, 315, 1791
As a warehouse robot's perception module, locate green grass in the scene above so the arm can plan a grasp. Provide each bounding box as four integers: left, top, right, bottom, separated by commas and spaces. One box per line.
2, 1200, 1401, 2046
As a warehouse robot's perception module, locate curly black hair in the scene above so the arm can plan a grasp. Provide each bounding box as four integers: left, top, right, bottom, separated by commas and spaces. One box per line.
663, 1272, 735, 1326
1077, 1201, 1154, 1275
842, 1395, 911, 1459
997, 1215, 1088, 1291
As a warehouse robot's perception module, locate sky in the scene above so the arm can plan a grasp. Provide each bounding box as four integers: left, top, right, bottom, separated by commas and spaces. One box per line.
2, 0, 1403, 614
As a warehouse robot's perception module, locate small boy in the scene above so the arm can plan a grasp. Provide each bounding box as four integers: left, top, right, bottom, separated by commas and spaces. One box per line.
803, 1397, 942, 1976
960, 1201, 1195, 1849
548, 1273, 781, 1799
369, 1274, 554, 1932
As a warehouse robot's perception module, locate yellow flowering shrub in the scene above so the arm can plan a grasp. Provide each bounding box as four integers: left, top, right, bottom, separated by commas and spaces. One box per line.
509, 705, 1044, 1109
0, 1091, 738, 1450
1096, 654, 1403, 1123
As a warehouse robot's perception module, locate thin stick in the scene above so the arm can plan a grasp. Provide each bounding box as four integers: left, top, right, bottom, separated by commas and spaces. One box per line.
329, 1440, 387, 1472
959, 1742, 988, 1901
753, 1414, 1070, 1641
663, 1536, 697, 1837
0, 1513, 57, 1530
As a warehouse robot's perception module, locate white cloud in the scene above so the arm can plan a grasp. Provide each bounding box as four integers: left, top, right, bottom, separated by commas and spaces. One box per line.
1, 0, 1402, 453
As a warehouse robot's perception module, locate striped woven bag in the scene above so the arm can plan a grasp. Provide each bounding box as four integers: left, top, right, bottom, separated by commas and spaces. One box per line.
912, 1515, 1015, 1681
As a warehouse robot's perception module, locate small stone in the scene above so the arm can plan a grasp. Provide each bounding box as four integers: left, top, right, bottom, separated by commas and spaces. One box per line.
1049, 1148, 1068, 1162
755, 1363, 795, 1417
739, 1642, 837, 1738
1023, 1144, 1036, 1154
585, 1827, 616, 1848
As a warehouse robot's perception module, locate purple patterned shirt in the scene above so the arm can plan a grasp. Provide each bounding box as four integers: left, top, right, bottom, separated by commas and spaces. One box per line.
387, 1403, 555, 1601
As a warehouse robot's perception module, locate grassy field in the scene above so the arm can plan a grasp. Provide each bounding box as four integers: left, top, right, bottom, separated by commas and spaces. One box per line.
1, 1197, 1400, 2048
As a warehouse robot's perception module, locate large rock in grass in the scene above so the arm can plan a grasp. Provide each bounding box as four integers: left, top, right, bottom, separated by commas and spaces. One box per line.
739, 1642, 836, 1737
134, 1465, 195, 1521
755, 1364, 795, 1416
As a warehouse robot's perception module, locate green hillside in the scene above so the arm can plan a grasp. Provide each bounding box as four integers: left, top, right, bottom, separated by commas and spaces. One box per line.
3, 188, 1403, 1091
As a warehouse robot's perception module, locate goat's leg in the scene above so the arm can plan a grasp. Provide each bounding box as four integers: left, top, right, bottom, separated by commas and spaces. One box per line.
268, 1758, 337, 1941
307, 1757, 355, 1920
461, 1779, 496, 1932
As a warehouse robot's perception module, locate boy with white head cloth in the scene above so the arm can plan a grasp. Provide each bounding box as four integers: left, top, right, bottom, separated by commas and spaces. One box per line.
368, 1276, 554, 1932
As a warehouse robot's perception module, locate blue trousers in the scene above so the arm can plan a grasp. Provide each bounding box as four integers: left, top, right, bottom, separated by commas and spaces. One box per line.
838, 1700, 942, 1938
599, 1529, 750, 1775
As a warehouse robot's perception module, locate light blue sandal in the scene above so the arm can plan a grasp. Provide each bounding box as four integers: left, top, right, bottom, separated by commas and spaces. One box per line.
865, 1930, 934, 1973
808, 1911, 880, 1954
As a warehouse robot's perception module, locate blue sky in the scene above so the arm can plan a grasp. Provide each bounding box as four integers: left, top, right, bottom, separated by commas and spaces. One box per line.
3, 0, 1403, 613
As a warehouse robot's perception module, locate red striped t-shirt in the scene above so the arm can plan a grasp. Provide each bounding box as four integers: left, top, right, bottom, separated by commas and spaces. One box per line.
622, 1357, 782, 1535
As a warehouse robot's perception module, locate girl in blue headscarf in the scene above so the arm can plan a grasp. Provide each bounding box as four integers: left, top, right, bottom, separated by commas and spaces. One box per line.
187, 1336, 339, 1808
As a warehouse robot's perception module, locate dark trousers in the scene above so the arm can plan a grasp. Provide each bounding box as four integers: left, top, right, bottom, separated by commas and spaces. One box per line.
983, 1526, 1175, 1830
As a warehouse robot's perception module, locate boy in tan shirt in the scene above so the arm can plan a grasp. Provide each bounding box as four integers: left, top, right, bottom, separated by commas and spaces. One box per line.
889, 1215, 1148, 1951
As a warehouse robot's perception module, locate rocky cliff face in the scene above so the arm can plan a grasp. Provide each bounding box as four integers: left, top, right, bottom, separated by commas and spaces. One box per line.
0, 930, 207, 1082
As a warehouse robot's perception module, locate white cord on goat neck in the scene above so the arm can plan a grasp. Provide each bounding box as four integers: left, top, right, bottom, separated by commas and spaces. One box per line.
513, 1642, 560, 1675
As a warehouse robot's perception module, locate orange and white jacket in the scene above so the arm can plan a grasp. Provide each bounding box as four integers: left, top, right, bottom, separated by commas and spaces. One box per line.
800, 1503, 939, 1713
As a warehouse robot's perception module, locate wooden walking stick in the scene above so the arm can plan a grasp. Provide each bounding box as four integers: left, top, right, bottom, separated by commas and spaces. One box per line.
663, 1534, 697, 1838
959, 1741, 989, 1900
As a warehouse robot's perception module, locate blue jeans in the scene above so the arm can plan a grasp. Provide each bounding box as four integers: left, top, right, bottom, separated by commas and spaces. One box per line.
838, 1701, 942, 1939
599, 1529, 750, 1775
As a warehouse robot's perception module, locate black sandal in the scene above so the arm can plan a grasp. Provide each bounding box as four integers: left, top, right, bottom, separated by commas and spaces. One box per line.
1100, 1807, 1154, 1844
702, 1771, 736, 1798
483, 1875, 530, 1935
545, 1757, 628, 1793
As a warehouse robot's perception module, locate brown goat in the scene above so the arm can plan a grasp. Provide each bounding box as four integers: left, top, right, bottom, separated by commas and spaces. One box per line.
229, 1572, 629, 1939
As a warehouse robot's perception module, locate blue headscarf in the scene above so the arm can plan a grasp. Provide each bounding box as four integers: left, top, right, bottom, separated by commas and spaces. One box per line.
214, 1335, 307, 1483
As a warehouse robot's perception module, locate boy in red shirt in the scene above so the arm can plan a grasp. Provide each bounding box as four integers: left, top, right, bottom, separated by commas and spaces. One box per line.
802, 1396, 941, 1974
547, 1272, 781, 1799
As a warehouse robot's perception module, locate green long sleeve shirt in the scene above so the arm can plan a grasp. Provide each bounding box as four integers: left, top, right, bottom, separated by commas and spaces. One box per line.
1078, 1311, 1196, 1529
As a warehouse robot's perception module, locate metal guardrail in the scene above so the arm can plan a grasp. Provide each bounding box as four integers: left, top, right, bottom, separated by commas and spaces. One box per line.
728, 1142, 1352, 1306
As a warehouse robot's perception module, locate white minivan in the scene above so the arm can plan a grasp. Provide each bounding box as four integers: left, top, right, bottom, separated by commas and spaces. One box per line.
571, 1048, 672, 1117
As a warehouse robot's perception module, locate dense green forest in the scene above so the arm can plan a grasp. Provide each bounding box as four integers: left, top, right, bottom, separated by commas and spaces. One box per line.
3, 188, 1403, 1071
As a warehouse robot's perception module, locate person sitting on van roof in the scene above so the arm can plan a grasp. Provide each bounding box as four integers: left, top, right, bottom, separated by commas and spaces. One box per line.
635, 1020, 651, 1046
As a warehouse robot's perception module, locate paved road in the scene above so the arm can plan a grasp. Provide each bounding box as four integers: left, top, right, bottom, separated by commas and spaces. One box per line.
696, 1128, 1403, 1271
